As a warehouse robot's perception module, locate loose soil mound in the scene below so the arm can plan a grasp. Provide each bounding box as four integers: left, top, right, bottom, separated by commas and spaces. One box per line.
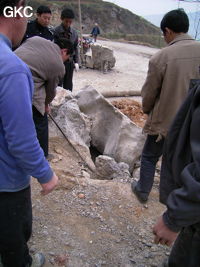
112, 99, 147, 128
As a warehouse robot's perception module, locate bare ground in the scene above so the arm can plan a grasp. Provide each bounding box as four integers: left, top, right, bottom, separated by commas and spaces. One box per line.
30, 40, 170, 267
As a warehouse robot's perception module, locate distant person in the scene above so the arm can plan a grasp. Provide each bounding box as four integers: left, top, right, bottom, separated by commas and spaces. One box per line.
23, 5, 53, 42
153, 79, 200, 266
15, 36, 73, 159
131, 9, 200, 203
54, 8, 79, 91
91, 23, 100, 42
0, 1, 58, 266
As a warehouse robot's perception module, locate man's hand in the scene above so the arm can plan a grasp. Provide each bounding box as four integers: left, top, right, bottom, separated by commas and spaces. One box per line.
40, 173, 58, 196
45, 104, 50, 114
74, 63, 79, 72
153, 216, 179, 246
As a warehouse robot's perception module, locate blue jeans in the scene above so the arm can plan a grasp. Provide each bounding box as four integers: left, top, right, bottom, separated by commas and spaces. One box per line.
136, 135, 164, 197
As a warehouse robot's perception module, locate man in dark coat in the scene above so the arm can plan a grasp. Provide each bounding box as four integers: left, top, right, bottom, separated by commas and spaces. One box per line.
153, 79, 200, 267
54, 8, 79, 91
23, 5, 53, 42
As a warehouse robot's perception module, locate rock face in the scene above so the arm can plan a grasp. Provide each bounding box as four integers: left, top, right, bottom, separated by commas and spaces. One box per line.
75, 86, 145, 173
49, 88, 95, 172
85, 44, 116, 72
50, 88, 91, 147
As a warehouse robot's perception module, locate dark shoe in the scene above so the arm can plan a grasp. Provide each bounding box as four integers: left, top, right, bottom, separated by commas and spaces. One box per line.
46, 154, 54, 161
131, 181, 148, 203
31, 253, 45, 267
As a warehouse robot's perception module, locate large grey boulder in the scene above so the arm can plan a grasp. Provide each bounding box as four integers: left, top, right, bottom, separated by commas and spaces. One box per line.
85, 44, 116, 72
75, 86, 145, 173
49, 87, 95, 171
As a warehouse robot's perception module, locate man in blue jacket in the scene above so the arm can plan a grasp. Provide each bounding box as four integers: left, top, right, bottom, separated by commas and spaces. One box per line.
0, 1, 58, 266
91, 23, 100, 42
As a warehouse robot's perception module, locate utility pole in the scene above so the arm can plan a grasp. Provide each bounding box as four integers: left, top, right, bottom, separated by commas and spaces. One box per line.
78, 0, 83, 39
195, 18, 200, 39
78, 0, 84, 65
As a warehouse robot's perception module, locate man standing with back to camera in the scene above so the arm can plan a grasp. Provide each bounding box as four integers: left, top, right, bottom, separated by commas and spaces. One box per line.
132, 9, 200, 203
0, 0, 58, 266
54, 8, 79, 91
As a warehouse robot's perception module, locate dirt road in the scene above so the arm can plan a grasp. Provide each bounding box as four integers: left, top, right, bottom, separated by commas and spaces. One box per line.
73, 40, 159, 94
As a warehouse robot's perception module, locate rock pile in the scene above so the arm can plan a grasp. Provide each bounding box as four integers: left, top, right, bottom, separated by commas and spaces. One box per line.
50, 86, 145, 178
84, 44, 116, 72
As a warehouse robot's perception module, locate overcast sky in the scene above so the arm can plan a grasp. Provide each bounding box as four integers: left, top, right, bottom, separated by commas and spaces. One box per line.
103, 0, 199, 16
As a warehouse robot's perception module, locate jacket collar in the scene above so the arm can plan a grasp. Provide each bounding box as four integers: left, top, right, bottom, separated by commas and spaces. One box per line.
168, 33, 194, 46
60, 23, 72, 33
34, 19, 47, 30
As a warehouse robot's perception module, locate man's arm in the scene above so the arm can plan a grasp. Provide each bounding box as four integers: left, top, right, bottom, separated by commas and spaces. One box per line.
73, 31, 79, 64
0, 70, 55, 186
165, 106, 200, 229
141, 59, 164, 114
45, 77, 58, 105
153, 105, 200, 245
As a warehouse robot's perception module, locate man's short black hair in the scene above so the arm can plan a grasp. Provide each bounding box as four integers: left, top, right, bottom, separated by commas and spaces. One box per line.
0, 0, 23, 16
54, 36, 74, 55
37, 5, 51, 15
160, 9, 189, 34
61, 8, 75, 20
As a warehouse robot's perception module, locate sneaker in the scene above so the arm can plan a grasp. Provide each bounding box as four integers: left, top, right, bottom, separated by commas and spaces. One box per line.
31, 253, 45, 267
131, 181, 148, 203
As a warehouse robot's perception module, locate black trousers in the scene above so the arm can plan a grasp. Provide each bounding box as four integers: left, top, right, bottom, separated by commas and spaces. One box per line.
32, 106, 48, 157
0, 186, 32, 267
62, 61, 74, 91
168, 224, 200, 267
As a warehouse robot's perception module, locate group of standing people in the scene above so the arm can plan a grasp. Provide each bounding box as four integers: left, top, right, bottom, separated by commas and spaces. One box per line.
0, 1, 200, 267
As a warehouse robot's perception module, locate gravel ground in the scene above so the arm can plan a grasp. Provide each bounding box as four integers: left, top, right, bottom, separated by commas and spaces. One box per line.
30, 40, 171, 267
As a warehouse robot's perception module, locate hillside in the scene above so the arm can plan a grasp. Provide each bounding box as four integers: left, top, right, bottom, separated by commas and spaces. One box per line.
27, 0, 163, 47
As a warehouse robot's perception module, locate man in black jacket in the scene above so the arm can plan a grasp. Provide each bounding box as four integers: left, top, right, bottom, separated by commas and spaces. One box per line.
23, 5, 53, 42
153, 79, 200, 266
54, 8, 79, 91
